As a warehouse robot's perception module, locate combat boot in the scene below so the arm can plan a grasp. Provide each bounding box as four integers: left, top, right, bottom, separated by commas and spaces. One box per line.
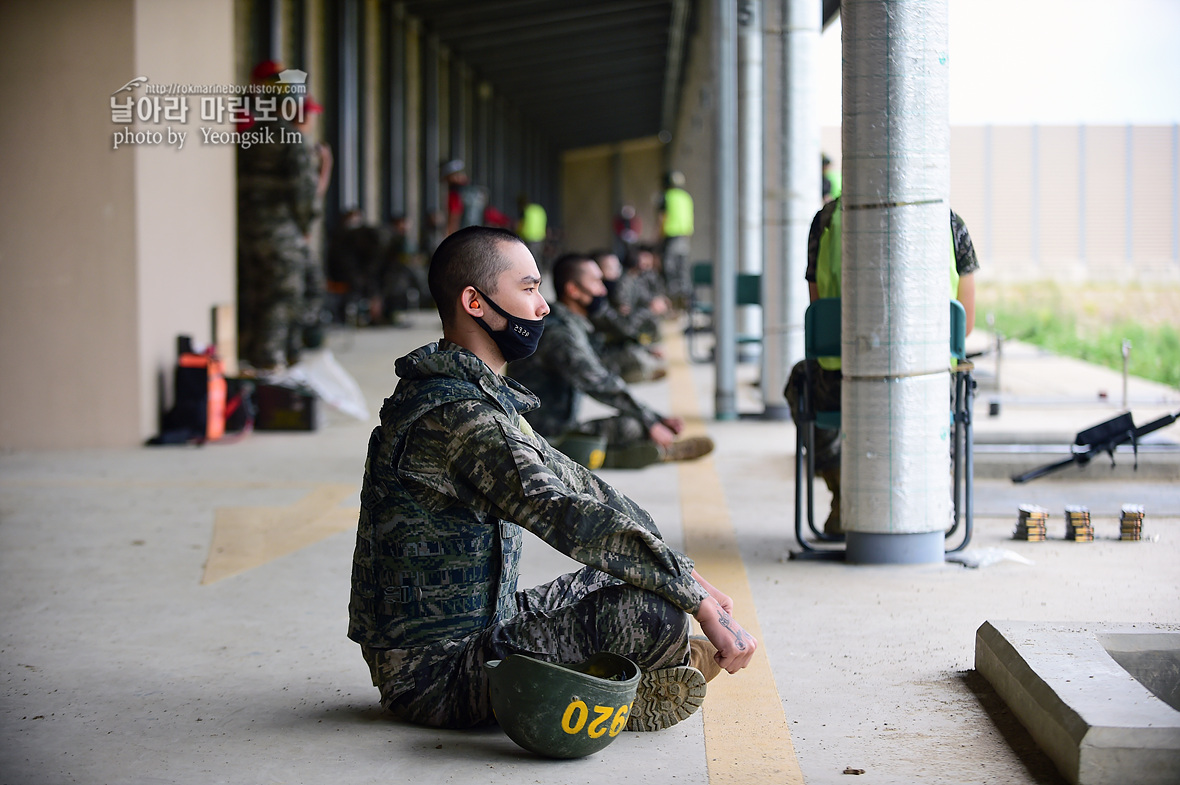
661, 436, 715, 463
818, 467, 841, 535
689, 635, 723, 683
626, 665, 707, 732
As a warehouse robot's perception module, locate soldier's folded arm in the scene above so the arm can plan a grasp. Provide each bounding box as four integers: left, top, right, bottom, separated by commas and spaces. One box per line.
550, 327, 663, 430
428, 400, 709, 615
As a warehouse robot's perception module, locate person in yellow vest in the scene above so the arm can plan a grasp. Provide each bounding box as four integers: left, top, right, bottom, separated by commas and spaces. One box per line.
783, 197, 978, 535
516, 194, 547, 264
821, 154, 841, 203
658, 171, 695, 308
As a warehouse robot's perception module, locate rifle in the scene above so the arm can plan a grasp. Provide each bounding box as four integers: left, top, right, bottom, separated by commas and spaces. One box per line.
1011, 409, 1180, 484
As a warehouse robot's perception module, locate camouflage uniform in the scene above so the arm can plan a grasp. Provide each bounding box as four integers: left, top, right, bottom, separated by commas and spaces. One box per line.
508, 303, 665, 468
237, 117, 320, 368
349, 341, 706, 728
612, 269, 663, 340
301, 140, 328, 347
589, 305, 664, 384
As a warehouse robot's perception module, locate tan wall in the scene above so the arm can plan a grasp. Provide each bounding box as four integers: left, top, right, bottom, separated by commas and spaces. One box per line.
989, 126, 1035, 269
830, 123, 1180, 283
0, 0, 235, 450
560, 139, 666, 257
560, 149, 617, 255
0, 0, 140, 450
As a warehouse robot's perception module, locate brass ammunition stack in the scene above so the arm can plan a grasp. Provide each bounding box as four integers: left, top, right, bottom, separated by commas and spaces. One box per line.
1119, 504, 1145, 541
1063, 506, 1093, 542
1013, 505, 1049, 541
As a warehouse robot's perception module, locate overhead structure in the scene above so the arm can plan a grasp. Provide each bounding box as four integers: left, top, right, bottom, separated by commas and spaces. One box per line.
403, 0, 696, 151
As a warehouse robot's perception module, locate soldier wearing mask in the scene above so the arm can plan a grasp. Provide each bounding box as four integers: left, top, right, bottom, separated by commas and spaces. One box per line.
349, 227, 755, 731
510, 252, 712, 469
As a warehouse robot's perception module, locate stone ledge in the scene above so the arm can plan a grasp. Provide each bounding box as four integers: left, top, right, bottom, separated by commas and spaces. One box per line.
975, 620, 1180, 785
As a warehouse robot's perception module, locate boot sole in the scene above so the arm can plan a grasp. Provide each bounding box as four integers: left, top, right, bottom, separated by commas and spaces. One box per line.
626, 666, 706, 732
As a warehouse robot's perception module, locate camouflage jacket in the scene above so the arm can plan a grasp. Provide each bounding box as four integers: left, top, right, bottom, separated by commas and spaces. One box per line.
348, 340, 706, 652
237, 118, 321, 239
588, 303, 649, 351
507, 303, 663, 438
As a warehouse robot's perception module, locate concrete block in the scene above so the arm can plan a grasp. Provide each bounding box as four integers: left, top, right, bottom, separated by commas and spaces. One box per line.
975, 620, 1180, 785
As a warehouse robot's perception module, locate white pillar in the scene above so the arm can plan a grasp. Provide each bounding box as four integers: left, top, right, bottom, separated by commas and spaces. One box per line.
764, 0, 821, 418
738, 0, 763, 364
841, 0, 951, 564
714, 0, 739, 420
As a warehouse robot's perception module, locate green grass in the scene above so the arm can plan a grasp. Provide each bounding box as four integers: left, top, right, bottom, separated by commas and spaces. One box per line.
976, 285, 1180, 390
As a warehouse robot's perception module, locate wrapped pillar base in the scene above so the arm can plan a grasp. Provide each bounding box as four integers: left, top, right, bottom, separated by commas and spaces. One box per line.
842, 373, 951, 564
846, 531, 945, 565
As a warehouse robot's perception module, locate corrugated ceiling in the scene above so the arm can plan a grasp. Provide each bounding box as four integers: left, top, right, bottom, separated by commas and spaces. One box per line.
403, 0, 693, 150
404, 0, 839, 151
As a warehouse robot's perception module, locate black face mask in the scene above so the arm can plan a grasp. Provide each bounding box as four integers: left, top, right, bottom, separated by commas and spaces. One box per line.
576, 284, 608, 316
471, 287, 545, 363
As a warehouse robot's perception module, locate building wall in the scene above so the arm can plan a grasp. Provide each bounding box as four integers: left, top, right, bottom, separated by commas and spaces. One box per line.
0, 0, 139, 450
0, 0, 235, 451
560, 138, 665, 257
134, 0, 237, 438
827, 123, 1180, 283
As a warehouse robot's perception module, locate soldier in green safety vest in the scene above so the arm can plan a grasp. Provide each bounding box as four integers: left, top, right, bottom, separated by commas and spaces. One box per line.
658, 171, 694, 307
349, 226, 757, 734
783, 197, 979, 535
821, 154, 841, 203
515, 194, 547, 264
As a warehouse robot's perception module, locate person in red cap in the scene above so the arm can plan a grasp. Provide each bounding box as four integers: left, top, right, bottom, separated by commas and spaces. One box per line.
236, 62, 326, 371
292, 95, 333, 350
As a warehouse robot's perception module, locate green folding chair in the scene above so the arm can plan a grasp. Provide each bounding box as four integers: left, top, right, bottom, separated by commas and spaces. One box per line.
685, 262, 763, 363
792, 299, 975, 559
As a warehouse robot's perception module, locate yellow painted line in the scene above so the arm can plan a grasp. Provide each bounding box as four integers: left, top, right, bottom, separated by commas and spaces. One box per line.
202, 483, 358, 584
664, 328, 805, 785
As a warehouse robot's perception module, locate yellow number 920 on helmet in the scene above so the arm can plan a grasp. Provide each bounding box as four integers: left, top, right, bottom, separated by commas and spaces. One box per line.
484, 651, 641, 759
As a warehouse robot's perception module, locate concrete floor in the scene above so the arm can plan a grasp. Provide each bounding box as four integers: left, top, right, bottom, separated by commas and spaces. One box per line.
2, 313, 1177, 785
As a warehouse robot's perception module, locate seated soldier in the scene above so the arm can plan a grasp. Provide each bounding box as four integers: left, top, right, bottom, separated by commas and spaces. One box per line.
589, 249, 667, 384
614, 244, 670, 340
509, 252, 713, 469
348, 226, 756, 732
783, 197, 979, 535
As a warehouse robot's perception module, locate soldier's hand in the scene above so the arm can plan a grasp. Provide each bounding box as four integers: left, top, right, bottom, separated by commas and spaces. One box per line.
649, 422, 677, 448
691, 570, 733, 615
694, 596, 757, 674
660, 416, 684, 435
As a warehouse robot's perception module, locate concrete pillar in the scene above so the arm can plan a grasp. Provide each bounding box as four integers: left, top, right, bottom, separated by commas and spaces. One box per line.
764, 0, 821, 418
738, 0, 763, 364
387, 3, 407, 219
841, 0, 951, 564
714, 0, 739, 421
422, 33, 440, 217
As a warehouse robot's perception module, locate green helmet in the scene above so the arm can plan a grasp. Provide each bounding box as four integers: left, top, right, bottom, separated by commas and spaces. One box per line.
484, 652, 640, 759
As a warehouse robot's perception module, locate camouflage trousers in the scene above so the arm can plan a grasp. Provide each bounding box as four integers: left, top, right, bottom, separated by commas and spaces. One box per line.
662, 235, 693, 305
784, 359, 842, 473
238, 227, 313, 369
573, 415, 663, 469
600, 344, 664, 384
362, 566, 691, 729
